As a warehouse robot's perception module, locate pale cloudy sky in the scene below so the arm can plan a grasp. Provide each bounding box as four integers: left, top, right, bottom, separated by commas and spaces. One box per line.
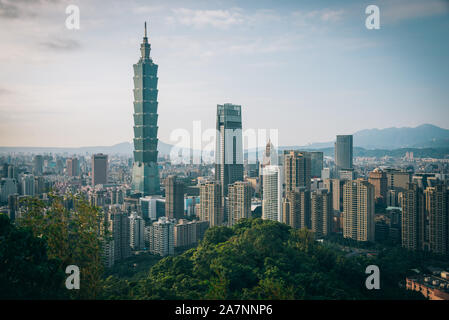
0, 0, 448, 147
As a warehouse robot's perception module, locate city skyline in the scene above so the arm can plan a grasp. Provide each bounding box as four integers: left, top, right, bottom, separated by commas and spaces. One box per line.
1, 0, 449, 148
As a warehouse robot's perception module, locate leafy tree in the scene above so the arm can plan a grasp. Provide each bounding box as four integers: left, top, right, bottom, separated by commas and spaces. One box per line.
0, 214, 67, 299
19, 193, 106, 299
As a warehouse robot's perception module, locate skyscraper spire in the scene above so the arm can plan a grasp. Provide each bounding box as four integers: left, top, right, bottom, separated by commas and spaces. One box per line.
140, 21, 151, 60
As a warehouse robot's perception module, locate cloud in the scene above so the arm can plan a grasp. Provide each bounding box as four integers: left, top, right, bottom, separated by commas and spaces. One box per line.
292, 8, 345, 27
166, 7, 246, 29
0, 0, 63, 19
39, 37, 81, 51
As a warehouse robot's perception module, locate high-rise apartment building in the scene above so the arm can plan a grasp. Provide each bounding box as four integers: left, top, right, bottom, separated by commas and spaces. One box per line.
324, 178, 344, 213
311, 189, 332, 238
335, 135, 353, 174
173, 219, 209, 248
424, 185, 448, 255
262, 165, 283, 222
369, 168, 388, 204
343, 179, 375, 242
107, 205, 131, 261
402, 182, 448, 255
92, 153, 108, 186
282, 187, 310, 229
401, 183, 424, 251
215, 103, 244, 197
165, 175, 185, 220
199, 181, 223, 227
284, 150, 311, 192
131, 22, 160, 196
129, 212, 145, 251
227, 181, 251, 226
147, 217, 175, 257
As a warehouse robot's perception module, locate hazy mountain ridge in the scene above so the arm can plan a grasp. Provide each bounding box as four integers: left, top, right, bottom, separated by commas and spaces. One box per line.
1, 124, 448, 156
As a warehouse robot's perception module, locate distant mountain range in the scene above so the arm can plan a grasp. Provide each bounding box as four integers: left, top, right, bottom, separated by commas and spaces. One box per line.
1, 124, 448, 156
280, 124, 449, 150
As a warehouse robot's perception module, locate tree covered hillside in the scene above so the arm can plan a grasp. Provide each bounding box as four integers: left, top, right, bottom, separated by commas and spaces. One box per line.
101, 218, 424, 300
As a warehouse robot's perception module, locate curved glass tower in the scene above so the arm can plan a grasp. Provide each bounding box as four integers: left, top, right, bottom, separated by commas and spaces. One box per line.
131, 22, 160, 196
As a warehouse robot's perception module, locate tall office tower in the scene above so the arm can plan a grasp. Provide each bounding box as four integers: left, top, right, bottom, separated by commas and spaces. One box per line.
401, 183, 424, 251
147, 216, 175, 256
311, 189, 332, 238
282, 187, 310, 229
165, 175, 185, 220
425, 185, 448, 255
284, 150, 311, 192
107, 206, 131, 261
131, 22, 160, 196
227, 181, 251, 226
66, 157, 80, 177
343, 179, 375, 242
308, 151, 324, 178
199, 182, 223, 227
129, 212, 145, 250
262, 165, 283, 222
335, 135, 353, 174
368, 168, 388, 204
92, 153, 108, 186
33, 155, 43, 176
21, 174, 35, 196
324, 178, 344, 213
215, 103, 244, 198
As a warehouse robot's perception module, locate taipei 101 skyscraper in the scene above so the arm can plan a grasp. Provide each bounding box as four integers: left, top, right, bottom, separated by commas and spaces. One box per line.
131, 22, 160, 196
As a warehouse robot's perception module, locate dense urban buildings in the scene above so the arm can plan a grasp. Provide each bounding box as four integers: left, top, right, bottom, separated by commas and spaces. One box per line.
131, 23, 161, 196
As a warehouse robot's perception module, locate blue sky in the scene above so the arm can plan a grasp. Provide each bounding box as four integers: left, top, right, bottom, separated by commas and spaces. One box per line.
0, 0, 448, 147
